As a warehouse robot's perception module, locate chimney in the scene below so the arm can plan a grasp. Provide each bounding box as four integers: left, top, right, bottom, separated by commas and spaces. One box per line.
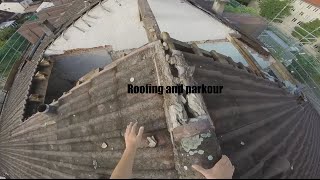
41, 20, 56, 36
212, 0, 230, 15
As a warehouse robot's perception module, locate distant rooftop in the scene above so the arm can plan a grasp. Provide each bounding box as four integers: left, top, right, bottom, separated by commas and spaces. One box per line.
45, 0, 234, 55
304, 0, 320, 7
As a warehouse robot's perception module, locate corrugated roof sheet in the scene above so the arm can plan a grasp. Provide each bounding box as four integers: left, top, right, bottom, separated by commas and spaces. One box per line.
168, 37, 320, 179
0, 42, 178, 179
1, 0, 320, 178
1, 34, 320, 178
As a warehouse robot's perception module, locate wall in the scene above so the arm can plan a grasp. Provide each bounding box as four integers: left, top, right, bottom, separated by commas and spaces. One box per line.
274, 0, 320, 54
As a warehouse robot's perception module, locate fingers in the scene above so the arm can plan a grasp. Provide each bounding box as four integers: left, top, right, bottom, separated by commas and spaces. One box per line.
125, 122, 133, 137
231, 165, 235, 174
220, 155, 235, 176
219, 155, 229, 165
137, 126, 144, 140
222, 155, 233, 167
131, 122, 138, 136
192, 164, 206, 175
126, 122, 142, 137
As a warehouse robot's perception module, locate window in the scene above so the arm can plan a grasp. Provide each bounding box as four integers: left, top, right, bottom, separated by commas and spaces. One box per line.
292, 18, 297, 22
292, 8, 295, 11
307, 5, 312, 9
315, 8, 319, 12
297, 21, 303, 25
299, 12, 304, 16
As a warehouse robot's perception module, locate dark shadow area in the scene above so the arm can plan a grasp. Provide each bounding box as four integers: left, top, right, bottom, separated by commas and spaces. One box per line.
45, 48, 112, 104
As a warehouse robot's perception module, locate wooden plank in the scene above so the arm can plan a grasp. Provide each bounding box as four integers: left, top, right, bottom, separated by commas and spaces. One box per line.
191, 43, 204, 56
138, 0, 161, 42
227, 34, 265, 78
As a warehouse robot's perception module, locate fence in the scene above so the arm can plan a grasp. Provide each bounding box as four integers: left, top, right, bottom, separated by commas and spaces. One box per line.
0, 14, 37, 112
0, 30, 31, 113
258, 25, 320, 111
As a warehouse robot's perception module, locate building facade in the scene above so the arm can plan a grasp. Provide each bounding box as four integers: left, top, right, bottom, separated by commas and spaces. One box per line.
275, 0, 320, 55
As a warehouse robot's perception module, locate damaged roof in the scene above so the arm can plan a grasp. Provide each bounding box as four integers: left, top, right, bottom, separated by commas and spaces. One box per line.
1, 36, 320, 178
1, 0, 320, 179
0, 42, 179, 179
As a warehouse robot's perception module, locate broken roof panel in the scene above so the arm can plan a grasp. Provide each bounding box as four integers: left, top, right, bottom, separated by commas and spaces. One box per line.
45, 46, 113, 104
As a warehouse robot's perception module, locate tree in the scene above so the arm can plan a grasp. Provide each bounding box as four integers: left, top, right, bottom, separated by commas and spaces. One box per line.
224, 4, 259, 15
0, 27, 16, 46
292, 19, 320, 44
259, 0, 292, 21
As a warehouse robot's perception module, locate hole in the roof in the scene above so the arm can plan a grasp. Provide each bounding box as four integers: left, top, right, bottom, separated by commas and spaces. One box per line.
170, 64, 179, 78
38, 104, 48, 113
45, 48, 112, 104
23, 47, 113, 120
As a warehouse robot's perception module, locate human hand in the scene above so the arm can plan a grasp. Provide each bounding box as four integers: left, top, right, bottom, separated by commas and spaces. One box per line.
192, 155, 235, 179
124, 122, 144, 151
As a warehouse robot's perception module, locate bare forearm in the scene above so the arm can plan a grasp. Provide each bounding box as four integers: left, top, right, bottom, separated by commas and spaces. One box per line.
110, 148, 137, 179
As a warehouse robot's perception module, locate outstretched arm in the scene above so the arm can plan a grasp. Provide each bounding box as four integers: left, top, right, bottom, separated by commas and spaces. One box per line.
110, 122, 144, 179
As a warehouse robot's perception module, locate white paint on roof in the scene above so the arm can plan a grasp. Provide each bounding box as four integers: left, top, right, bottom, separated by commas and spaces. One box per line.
45, 0, 148, 55
36, 2, 54, 13
0, 2, 25, 13
147, 0, 234, 42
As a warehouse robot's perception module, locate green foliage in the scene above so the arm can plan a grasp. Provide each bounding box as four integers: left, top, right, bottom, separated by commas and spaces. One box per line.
0, 32, 29, 78
0, 15, 34, 79
259, 0, 292, 20
287, 53, 320, 85
292, 19, 320, 43
224, 4, 259, 15
0, 27, 16, 46
0, 14, 35, 48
